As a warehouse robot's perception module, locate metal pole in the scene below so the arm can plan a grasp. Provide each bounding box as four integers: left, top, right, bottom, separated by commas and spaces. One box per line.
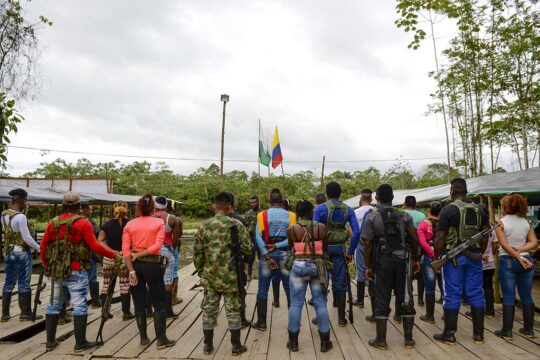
220, 100, 227, 189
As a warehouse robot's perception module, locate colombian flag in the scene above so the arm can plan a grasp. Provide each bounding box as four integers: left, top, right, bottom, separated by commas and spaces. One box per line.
271, 126, 283, 169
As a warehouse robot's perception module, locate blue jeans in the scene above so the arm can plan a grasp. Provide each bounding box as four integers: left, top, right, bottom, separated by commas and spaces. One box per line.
499, 255, 535, 305
442, 254, 484, 310
422, 256, 436, 296
327, 244, 347, 294
46, 270, 89, 316
160, 245, 175, 286
173, 247, 180, 279
3, 250, 32, 293
288, 260, 330, 333
256, 250, 290, 302
354, 244, 366, 282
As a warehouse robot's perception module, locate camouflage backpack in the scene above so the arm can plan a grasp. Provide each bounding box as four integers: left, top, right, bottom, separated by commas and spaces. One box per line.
2, 209, 29, 253
324, 200, 349, 244
445, 200, 482, 251
45, 215, 92, 303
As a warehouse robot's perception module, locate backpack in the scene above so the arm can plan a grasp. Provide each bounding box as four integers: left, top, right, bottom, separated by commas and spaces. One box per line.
446, 200, 482, 250
378, 207, 405, 255
324, 200, 349, 244
1, 209, 28, 253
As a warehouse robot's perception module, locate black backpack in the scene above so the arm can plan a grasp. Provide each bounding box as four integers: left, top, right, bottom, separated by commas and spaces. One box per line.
378, 208, 405, 254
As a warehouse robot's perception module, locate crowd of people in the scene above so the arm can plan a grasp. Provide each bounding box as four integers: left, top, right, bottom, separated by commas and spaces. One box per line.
0, 177, 538, 355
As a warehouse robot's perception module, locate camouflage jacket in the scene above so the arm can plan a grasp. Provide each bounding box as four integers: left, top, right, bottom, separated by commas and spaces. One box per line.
194, 215, 253, 292
244, 208, 261, 239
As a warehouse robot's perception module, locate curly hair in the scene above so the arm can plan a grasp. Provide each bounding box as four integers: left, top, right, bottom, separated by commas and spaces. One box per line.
136, 194, 155, 216
501, 194, 528, 217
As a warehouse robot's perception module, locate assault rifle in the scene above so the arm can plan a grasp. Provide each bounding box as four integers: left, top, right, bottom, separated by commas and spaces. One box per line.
402, 232, 414, 314
431, 224, 499, 273
228, 225, 246, 316
96, 273, 117, 346
32, 266, 45, 322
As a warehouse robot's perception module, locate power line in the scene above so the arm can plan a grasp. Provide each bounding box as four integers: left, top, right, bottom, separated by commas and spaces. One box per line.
8, 144, 448, 164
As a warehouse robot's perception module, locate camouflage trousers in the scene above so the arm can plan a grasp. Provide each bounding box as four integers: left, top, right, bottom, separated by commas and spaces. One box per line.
101, 250, 130, 295
202, 289, 241, 331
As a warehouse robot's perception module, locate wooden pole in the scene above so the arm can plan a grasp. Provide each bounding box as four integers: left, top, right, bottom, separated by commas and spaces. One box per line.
220, 99, 228, 190
320, 155, 326, 192
488, 195, 501, 303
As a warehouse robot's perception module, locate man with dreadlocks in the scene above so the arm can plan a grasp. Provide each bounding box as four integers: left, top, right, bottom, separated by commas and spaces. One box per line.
40, 192, 121, 352
1, 188, 42, 322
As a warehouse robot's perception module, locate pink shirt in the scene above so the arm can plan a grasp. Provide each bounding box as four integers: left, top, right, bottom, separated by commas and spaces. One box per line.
417, 219, 435, 259
122, 216, 165, 256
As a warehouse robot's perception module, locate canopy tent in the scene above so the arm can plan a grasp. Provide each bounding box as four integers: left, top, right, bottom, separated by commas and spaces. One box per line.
344, 167, 540, 208
0, 178, 179, 205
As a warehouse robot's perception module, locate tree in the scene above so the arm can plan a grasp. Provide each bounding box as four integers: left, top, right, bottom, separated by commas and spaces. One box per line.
0, 0, 52, 100
0, 93, 22, 168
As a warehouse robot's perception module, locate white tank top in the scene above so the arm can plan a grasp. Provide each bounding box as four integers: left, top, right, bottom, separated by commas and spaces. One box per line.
499, 215, 530, 256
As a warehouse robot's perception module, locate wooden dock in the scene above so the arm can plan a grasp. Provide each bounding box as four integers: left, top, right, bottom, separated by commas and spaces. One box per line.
0, 263, 539, 359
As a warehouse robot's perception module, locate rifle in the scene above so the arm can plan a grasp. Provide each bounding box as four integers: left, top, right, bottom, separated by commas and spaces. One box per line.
344, 258, 354, 324
402, 232, 414, 314
228, 225, 247, 316
32, 266, 45, 322
431, 224, 499, 273
96, 272, 118, 346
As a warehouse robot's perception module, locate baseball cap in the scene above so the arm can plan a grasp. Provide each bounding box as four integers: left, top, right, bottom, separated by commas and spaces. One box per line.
63, 191, 81, 205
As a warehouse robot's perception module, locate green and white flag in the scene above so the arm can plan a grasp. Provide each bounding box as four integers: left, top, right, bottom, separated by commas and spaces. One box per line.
259, 140, 271, 166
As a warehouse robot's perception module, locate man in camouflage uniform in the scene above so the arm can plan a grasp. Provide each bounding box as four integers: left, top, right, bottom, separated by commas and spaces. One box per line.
194, 192, 253, 356
244, 195, 261, 280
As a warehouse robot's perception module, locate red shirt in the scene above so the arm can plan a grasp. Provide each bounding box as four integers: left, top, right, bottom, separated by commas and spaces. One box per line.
40, 213, 116, 270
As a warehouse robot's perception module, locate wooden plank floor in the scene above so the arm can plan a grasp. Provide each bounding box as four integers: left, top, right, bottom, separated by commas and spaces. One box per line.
1, 263, 539, 359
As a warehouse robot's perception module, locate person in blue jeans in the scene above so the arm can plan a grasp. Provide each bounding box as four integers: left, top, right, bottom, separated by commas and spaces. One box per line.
353, 189, 374, 310
494, 194, 538, 340
314, 182, 359, 327
1, 188, 42, 322
433, 178, 489, 346
251, 189, 296, 331
82, 204, 102, 309
286, 200, 332, 353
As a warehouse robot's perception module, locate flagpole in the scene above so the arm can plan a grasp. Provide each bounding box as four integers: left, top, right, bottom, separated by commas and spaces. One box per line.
258, 119, 261, 178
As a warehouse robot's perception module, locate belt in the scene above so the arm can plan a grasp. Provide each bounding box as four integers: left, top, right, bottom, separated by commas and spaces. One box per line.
137, 255, 163, 263
268, 237, 286, 244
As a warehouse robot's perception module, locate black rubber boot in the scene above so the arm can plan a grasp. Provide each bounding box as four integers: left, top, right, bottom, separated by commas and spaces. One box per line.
165, 291, 179, 319
231, 329, 247, 356
240, 308, 250, 328
45, 314, 60, 351
135, 312, 150, 346
403, 315, 415, 349
484, 288, 495, 318
251, 300, 267, 330
203, 329, 214, 354
332, 291, 337, 308
495, 304, 514, 340
154, 310, 176, 349
90, 282, 101, 309
434, 309, 458, 345
100, 294, 113, 319
417, 275, 425, 307
353, 282, 365, 307
336, 293, 347, 327
287, 330, 299, 352
368, 318, 388, 350
121, 294, 135, 320
470, 306, 484, 344
319, 330, 333, 352
272, 281, 280, 308
420, 294, 435, 324
172, 278, 183, 305
19, 291, 41, 321
519, 303, 535, 339
73, 314, 98, 352
1, 292, 11, 322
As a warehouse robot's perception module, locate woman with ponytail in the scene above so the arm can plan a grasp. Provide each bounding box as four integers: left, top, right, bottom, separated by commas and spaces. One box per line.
122, 194, 175, 349
97, 201, 134, 320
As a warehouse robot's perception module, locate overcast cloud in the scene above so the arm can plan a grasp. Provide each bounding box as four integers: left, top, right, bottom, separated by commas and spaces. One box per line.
8, 0, 475, 177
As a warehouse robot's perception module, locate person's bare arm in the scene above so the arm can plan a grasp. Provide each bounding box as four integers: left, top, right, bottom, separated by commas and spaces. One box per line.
171, 217, 180, 248
97, 230, 106, 245
434, 230, 448, 260
515, 229, 539, 253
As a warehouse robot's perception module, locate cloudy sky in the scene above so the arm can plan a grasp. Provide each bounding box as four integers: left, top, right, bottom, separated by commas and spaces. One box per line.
9, 0, 473, 177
